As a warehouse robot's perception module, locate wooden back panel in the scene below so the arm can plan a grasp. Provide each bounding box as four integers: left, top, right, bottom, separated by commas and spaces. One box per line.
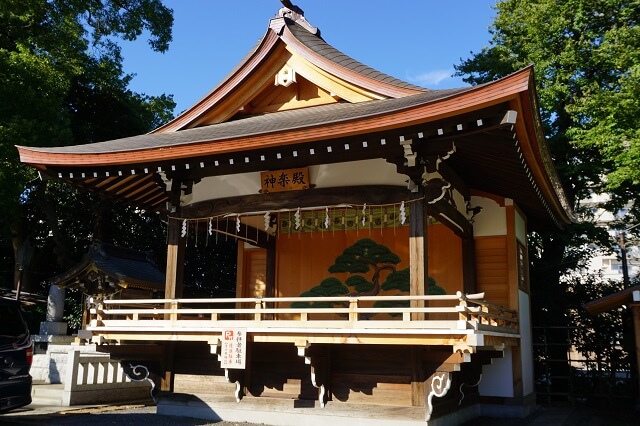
474, 236, 510, 308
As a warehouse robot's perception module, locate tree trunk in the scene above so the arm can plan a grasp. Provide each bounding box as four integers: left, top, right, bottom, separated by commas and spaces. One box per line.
10, 216, 28, 292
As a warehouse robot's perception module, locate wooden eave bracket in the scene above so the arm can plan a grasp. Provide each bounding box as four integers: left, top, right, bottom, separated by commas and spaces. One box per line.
501, 110, 518, 126
400, 138, 417, 167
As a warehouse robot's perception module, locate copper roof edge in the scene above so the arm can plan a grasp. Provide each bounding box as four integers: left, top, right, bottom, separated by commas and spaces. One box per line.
16, 68, 536, 167
584, 284, 640, 315
521, 67, 577, 225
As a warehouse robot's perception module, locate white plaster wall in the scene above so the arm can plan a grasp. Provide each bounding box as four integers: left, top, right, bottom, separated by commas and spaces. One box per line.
515, 209, 527, 245
453, 189, 467, 217
190, 172, 262, 204
478, 346, 514, 398
519, 290, 535, 396
311, 158, 407, 188
188, 159, 408, 206
471, 196, 506, 237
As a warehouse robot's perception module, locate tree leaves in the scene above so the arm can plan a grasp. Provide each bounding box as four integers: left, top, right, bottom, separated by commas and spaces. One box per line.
455, 1, 638, 382
0, 1, 175, 296
455, 0, 640, 198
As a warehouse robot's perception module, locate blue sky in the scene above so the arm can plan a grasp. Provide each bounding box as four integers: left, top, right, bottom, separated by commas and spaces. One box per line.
120, 1, 498, 114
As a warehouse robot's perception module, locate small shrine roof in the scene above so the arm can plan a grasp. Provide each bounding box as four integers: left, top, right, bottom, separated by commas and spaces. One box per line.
51, 242, 165, 293
584, 285, 640, 315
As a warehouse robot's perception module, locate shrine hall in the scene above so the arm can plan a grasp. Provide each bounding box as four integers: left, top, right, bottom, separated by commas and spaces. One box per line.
18, 2, 575, 424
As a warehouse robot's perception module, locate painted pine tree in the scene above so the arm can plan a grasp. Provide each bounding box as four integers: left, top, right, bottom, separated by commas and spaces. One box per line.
292, 238, 444, 310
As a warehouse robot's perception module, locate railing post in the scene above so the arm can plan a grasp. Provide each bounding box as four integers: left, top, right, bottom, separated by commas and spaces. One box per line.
93, 301, 104, 327
64, 349, 82, 393
254, 299, 262, 321
457, 291, 467, 320
481, 305, 490, 325
349, 298, 358, 322
456, 291, 470, 329
170, 300, 179, 323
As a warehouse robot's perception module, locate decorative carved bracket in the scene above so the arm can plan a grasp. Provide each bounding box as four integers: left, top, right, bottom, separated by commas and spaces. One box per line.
212, 338, 243, 402
422, 143, 456, 177
400, 138, 417, 167
425, 371, 452, 421
225, 368, 244, 403
296, 341, 328, 408
121, 362, 159, 403
424, 177, 453, 206
459, 373, 482, 406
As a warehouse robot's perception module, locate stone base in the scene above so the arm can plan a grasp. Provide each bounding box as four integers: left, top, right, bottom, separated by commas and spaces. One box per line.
33, 334, 75, 345
39, 321, 68, 336
31, 340, 96, 384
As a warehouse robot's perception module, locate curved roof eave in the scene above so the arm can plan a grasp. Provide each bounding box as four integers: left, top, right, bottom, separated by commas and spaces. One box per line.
17, 69, 531, 164
516, 69, 577, 226
16, 67, 576, 228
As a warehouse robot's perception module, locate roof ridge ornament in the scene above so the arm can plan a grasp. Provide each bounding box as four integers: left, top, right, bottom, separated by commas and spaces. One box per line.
278, 0, 320, 36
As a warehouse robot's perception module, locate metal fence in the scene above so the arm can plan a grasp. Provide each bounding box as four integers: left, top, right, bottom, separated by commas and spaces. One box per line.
533, 326, 634, 407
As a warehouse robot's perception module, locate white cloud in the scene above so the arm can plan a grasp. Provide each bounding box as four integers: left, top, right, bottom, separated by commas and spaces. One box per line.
407, 69, 453, 86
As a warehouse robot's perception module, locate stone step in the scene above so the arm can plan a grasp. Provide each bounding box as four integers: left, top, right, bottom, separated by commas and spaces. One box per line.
31, 384, 64, 406
31, 383, 64, 396
30, 395, 64, 406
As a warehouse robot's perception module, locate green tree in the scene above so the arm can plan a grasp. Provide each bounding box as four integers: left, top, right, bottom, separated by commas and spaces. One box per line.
454, 0, 639, 397
0, 1, 175, 294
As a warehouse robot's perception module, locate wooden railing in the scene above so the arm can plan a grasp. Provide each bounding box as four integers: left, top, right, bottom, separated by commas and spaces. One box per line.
87, 291, 518, 334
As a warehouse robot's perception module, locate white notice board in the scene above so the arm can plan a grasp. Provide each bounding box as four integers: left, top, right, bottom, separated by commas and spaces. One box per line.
220, 328, 247, 369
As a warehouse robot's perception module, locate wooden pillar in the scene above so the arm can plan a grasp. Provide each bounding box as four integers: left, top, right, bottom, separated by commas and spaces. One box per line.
161, 342, 176, 391
162, 217, 185, 392
265, 238, 277, 299
410, 195, 428, 320
462, 236, 477, 294
165, 217, 185, 299
411, 346, 425, 407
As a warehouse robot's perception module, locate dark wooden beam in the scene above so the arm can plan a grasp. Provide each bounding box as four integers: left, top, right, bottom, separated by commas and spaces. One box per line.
436, 161, 470, 201
207, 218, 275, 250
429, 199, 473, 238
180, 185, 413, 219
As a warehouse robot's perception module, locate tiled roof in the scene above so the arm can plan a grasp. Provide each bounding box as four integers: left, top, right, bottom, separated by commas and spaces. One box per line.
51, 242, 165, 290
90, 243, 165, 286
26, 86, 471, 155
286, 19, 427, 93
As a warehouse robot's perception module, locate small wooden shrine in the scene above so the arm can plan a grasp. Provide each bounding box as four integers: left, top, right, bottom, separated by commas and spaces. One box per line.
51, 241, 165, 299
18, 2, 575, 424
